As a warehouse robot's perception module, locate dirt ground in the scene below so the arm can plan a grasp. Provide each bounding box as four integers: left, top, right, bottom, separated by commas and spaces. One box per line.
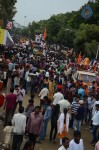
0, 80, 95, 150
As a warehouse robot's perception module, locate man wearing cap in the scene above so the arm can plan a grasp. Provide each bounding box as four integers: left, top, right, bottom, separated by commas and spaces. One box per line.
73, 100, 85, 131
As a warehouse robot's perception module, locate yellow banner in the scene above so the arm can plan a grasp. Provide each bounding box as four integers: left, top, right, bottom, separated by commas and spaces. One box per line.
0, 29, 6, 45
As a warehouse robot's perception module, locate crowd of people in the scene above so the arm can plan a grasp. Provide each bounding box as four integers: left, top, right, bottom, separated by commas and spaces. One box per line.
0, 39, 99, 150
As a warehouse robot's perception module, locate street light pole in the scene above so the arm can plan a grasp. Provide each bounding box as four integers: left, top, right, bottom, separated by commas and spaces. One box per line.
24, 16, 27, 27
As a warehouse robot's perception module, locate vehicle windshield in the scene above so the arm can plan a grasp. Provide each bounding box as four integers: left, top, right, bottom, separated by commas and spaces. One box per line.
79, 74, 96, 82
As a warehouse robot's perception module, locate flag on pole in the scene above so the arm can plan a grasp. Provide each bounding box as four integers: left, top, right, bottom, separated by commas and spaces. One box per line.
43, 28, 47, 40
77, 52, 82, 65
6, 21, 13, 30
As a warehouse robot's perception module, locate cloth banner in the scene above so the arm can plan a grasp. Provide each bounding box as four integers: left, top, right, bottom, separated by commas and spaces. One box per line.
0, 29, 6, 45
0, 28, 14, 46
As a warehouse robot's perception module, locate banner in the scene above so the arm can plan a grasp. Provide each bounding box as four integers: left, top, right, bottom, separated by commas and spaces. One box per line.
0, 28, 14, 46
81, 5, 93, 19
0, 29, 6, 45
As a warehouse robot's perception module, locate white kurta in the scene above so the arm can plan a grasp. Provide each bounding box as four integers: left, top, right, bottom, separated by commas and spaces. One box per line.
58, 145, 69, 150
4, 126, 14, 144
69, 139, 84, 150
57, 113, 69, 134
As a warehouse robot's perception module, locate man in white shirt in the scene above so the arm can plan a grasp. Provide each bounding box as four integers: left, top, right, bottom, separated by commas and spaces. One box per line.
25, 69, 29, 90
58, 99, 70, 113
53, 89, 64, 105
39, 84, 49, 106
91, 104, 99, 145
45, 71, 49, 78
58, 137, 70, 150
12, 107, 26, 150
69, 130, 84, 150
17, 85, 25, 107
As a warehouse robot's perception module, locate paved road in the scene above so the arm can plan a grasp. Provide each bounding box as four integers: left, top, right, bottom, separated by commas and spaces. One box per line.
0, 81, 95, 150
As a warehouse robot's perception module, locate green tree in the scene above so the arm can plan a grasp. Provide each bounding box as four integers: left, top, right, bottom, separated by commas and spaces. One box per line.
57, 27, 75, 47
84, 40, 98, 58
0, 0, 17, 28
74, 23, 99, 57
46, 15, 61, 43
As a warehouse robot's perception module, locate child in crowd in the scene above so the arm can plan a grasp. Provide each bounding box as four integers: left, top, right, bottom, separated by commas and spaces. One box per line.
3, 121, 13, 149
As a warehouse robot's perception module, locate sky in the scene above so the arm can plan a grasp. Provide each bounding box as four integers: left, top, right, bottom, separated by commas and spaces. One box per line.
14, 0, 89, 26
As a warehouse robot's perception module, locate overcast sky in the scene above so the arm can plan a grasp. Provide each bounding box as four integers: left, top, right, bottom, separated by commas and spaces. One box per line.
14, 0, 88, 25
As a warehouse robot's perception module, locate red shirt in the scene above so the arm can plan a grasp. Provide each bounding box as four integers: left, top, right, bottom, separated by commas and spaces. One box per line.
58, 84, 63, 89
0, 94, 4, 107
6, 93, 17, 110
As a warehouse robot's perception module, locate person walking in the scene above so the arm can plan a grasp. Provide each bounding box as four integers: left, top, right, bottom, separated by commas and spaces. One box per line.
50, 104, 60, 142
12, 106, 26, 150
58, 137, 70, 150
27, 106, 43, 150
69, 130, 84, 150
48, 78, 55, 100
57, 108, 69, 145
16, 85, 25, 107
39, 84, 49, 106
38, 100, 52, 143
53, 88, 64, 105
3, 121, 14, 149
91, 104, 99, 145
73, 100, 85, 131
58, 99, 70, 113
4, 88, 17, 126
69, 95, 80, 128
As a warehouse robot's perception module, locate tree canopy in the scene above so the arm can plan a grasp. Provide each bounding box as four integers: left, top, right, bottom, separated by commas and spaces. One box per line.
12, 0, 99, 58
0, 0, 17, 27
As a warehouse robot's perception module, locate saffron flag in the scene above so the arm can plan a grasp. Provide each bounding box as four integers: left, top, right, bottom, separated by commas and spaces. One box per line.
43, 28, 47, 40
77, 52, 82, 65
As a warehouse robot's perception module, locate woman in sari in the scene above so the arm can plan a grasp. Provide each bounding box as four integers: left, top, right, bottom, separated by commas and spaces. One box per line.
48, 79, 55, 100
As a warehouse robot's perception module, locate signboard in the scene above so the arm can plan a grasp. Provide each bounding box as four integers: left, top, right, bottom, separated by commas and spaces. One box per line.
0, 29, 6, 45
81, 5, 93, 19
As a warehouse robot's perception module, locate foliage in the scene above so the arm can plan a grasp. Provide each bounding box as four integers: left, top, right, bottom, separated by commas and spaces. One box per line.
84, 40, 97, 58
0, 0, 17, 28
74, 23, 99, 57
12, 0, 99, 58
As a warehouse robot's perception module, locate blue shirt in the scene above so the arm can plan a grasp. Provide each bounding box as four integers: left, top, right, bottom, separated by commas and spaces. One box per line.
44, 106, 52, 121
8, 63, 14, 71
78, 88, 84, 98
